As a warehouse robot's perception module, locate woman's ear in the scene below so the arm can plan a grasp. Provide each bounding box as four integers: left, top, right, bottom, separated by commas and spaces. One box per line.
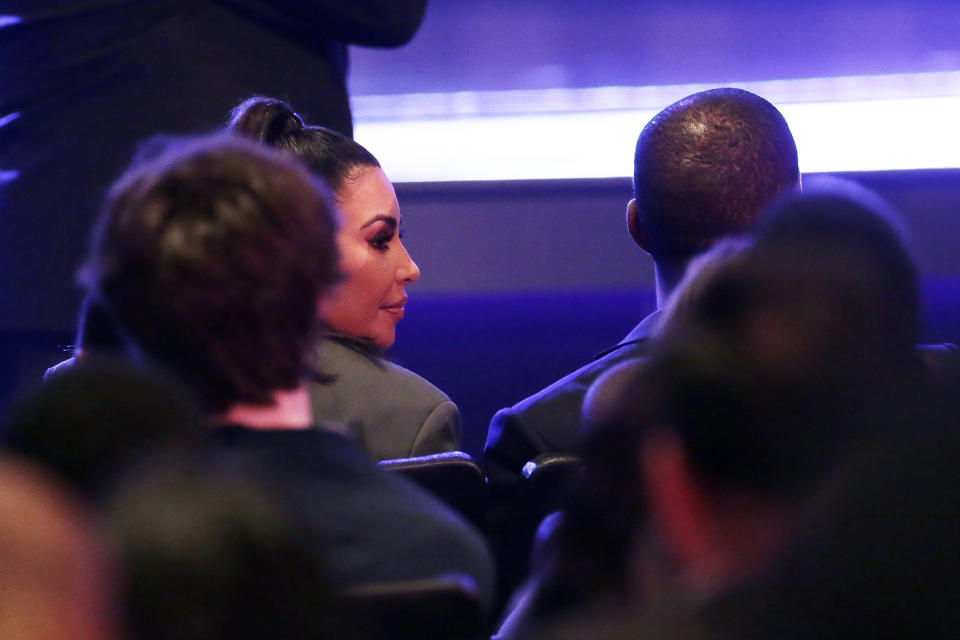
626, 198, 647, 250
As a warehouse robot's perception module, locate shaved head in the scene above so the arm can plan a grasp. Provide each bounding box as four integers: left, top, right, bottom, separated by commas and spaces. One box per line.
633, 88, 799, 259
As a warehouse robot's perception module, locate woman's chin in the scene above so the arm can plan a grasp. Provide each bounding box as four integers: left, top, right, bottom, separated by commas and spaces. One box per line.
373, 334, 396, 351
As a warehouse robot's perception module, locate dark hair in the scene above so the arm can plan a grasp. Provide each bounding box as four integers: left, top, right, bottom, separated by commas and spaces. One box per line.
702, 435, 960, 640
751, 176, 920, 355
2, 360, 201, 501
634, 88, 799, 259
655, 223, 921, 497
227, 96, 380, 193
104, 462, 347, 640
80, 135, 340, 414
532, 201, 922, 616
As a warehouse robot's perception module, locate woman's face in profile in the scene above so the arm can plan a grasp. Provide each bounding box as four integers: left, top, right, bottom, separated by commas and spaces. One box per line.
318, 165, 420, 350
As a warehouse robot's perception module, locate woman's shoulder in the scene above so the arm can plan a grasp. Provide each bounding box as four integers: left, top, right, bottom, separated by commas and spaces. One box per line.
317, 336, 451, 403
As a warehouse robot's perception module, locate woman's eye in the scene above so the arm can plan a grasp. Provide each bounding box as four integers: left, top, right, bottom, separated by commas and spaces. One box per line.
370, 232, 392, 251
366, 219, 401, 252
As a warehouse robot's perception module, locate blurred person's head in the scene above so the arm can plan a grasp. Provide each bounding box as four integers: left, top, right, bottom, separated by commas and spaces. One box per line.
79, 135, 340, 416
228, 97, 420, 351
104, 461, 348, 640
628, 88, 799, 303
651, 238, 753, 342
700, 433, 960, 640
535, 187, 922, 615
631, 208, 920, 602
0, 456, 118, 640
3, 360, 201, 501
750, 176, 920, 363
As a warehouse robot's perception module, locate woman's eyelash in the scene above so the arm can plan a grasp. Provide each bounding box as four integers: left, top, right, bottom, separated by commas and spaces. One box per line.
369, 225, 404, 251
370, 232, 392, 251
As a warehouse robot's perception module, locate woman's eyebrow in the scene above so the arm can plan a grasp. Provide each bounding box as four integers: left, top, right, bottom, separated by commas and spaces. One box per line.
360, 214, 397, 230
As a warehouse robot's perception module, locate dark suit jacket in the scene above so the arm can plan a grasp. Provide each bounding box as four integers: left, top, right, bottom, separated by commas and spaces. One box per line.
0, 0, 426, 332
310, 337, 461, 461
483, 310, 661, 601
918, 342, 960, 423
206, 425, 495, 611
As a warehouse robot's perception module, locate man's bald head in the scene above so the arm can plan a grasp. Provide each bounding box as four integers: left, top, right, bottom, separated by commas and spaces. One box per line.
631, 88, 799, 260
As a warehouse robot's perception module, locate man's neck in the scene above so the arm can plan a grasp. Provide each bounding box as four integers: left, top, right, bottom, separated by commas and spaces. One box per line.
216, 385, 312, 431
653, 257, 690, 309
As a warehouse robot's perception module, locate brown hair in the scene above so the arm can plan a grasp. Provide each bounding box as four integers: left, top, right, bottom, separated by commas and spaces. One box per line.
81, 135, 340, 413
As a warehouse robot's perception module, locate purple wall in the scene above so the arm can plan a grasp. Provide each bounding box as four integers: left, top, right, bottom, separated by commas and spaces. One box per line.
351, 0, 960, 95
389, 170, 960, 455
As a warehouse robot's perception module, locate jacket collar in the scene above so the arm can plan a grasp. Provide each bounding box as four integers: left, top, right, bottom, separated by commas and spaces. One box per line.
592, 309, 662, 360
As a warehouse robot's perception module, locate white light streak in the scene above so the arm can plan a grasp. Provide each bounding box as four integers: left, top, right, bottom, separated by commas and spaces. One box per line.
353, 72, 960, 182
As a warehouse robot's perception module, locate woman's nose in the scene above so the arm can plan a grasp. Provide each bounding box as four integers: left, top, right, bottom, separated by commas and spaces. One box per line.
397, 244, 420, 283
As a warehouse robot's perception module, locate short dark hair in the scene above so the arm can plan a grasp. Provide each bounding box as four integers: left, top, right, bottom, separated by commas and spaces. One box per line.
3, 359, 201, 500
80, 135, 340, 413
531, 185, 923, 617
654, 216, 921, 497
751, 176, 919, 355
634, 88, 799, 258
105, 462, 343, 640
226, 96, 380, 194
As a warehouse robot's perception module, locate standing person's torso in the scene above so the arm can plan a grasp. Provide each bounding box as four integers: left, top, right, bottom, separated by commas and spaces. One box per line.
0, 0, 350, 331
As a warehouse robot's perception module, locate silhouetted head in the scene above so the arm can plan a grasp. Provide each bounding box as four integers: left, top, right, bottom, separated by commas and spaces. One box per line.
3, 360, 201, 501
652, 237, 753, 339
80, 135, 340, 414
751, 176, 920, 358
701, 434, 960, 640
104, 461, 345, 640
535, 187, 921, 615
637, 178, 923, 507
629, 88, 799, 261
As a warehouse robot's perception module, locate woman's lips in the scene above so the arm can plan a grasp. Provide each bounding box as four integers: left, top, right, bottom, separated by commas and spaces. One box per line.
380, 299, 406, 318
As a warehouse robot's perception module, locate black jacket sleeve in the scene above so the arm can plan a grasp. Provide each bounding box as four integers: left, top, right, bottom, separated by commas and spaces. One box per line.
217, 0, 428, 47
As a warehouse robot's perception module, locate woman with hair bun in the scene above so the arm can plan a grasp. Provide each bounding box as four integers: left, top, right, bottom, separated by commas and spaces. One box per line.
227, 96, 460, 461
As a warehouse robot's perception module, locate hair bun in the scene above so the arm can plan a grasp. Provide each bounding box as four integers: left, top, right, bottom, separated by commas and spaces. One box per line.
227, 96, 304, 145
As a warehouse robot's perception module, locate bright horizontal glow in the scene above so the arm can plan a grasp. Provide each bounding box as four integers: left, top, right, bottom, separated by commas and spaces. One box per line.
353, 72, 960, 182
783, 97, 960, 173
0, 15, 21, 29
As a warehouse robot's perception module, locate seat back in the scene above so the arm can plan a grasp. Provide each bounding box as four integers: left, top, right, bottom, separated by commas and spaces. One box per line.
378, 451, 485, 527
341, 574, 484, 640
514, 453, 583, 569
520, 453, 582, 514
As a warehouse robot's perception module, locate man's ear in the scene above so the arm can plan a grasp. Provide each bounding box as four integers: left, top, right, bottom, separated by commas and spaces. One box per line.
640, 429, 714, 574
626, 198, 647, 250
